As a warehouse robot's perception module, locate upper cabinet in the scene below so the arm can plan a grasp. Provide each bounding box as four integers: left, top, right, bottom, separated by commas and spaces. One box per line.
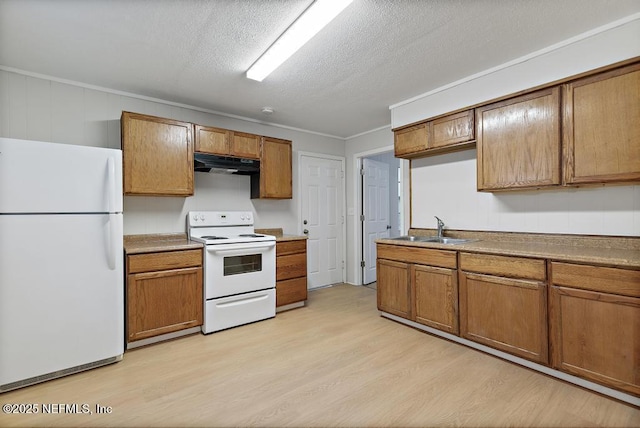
394, 110, 475, 159
121, 111, 194, 196
397, 59, 639, 191
194, 125, 260, 159
394, 123, 428, 157
251, 137, 292, 199
562, 63, 640, 185
476, 87, 561, 191
430, 109, 475, 150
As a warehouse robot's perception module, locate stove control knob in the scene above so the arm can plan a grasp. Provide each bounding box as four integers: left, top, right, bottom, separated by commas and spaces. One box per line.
199, 214, 205, 221
192, 214, 198, 222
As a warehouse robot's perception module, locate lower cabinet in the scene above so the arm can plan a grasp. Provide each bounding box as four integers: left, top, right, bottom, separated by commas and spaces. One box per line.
549, 262, 640, 396
414, 265, 458, 334
377, 244, 458, 333
126, 249, 203, 343
458, 253, 548, 364
377, 243, 638, 399
377, 258, 411, 318
275, 239, 307, 308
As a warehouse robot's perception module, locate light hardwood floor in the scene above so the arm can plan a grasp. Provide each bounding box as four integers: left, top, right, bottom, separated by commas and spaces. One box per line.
1, 284, 638, 427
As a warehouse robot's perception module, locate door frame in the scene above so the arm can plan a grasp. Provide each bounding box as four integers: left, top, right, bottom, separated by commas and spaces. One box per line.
297, 151, 347, 285
352, 146, 410, 286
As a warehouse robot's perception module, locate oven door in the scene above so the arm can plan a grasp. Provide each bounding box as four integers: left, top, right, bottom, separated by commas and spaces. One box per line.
204, 241, 276, 298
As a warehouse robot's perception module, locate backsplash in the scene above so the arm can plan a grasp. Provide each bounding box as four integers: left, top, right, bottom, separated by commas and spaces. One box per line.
411, 149, 640, 237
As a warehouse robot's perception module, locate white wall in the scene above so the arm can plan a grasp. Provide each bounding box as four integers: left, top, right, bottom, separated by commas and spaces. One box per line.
392, 16, 640, 237
0, 70, 345, 235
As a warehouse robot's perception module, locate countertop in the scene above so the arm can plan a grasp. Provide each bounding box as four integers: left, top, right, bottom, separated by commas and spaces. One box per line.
124, 233, 203, 254
255, 228, 308, 242
376, 229, 640, 269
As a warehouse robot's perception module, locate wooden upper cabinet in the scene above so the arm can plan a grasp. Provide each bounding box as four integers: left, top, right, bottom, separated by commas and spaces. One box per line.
394, 123, 428, 157
230, 131, 260, 159
563, 63, 640, 185
429, 109, 474, 149
121, 111, 194, 196
252, 137, 292, 199
476, 87, 561, 191
195, 125, 260, 159
194, 125, 229, 155
394, 110, 475, 159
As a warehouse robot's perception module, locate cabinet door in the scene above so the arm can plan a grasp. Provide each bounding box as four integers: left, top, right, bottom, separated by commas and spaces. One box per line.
230, 131, 260, 159
476, 87, 561, 191
413, 265, 459, 335
127, 266, 203, 342
194, 125, 229, 155
121, 112, 194, 196
394, 123, 428, 158
377, 259, 411, 319
459, 272, 548, 364
549, 286, 639, 396
563, 63, 640, 185
430, 110, 474, 149
253, 137, 292, 199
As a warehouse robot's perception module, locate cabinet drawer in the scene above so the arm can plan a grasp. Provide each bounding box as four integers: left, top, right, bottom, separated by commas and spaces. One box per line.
276, 239, 307, 256
276, 277, 308, 307
377, 244, 456, 268
551, 262, 640, 297
276, 253, 307, 281
460, 252, 546, 281
127, 249, 202, 274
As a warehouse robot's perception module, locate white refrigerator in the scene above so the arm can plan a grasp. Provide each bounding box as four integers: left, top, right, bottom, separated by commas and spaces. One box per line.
0, 137, 124, 393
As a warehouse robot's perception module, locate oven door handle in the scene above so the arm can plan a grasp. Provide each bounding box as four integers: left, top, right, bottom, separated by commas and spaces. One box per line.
206, 241, 276, 255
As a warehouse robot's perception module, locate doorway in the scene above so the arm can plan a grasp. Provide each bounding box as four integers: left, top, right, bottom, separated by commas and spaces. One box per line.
299, 153, 346, 289
360, 151, 404, 285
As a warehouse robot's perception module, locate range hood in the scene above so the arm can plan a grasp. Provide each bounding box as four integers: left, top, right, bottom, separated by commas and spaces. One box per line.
194, 152, 260, 175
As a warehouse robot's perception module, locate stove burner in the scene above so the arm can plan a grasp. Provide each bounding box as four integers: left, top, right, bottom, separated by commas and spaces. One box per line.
200, 236, 228, 240
238, 234, 264, 238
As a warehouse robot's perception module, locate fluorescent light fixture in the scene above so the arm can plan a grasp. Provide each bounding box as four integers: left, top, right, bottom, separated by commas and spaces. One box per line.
246, 0, 354, 82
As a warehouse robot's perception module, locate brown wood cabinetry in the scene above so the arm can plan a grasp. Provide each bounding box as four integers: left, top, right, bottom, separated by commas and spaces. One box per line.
377, 243, 458, 333
414, 264, 458, 334
394, 123, 428, 157
126, 249, 203, 343
121, 111, 194, 196
430, 109, 475, 150
394, 110, 474, 158
252, 137, 292, 199
459, 252, 548, 364
194, 125, 260, 159
549, 262, 640, 396
476, 87, 561, 191
276, 239, 307, 308
377, 258, 412, 318
563, 63, 640, 185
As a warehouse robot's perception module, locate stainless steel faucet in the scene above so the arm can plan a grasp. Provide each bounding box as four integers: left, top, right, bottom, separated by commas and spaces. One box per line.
435, 216, 445, 238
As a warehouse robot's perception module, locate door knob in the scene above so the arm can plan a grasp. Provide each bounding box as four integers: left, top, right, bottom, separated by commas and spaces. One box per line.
303, 220, 308, 225
303, 229, 309, 234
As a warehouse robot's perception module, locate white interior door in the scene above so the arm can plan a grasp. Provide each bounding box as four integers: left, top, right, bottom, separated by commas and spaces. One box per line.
362, 158, 390, 284
300, 155, 344, 289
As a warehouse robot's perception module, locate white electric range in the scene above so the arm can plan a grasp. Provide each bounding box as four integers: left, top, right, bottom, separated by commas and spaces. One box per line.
188, 211, 276, 333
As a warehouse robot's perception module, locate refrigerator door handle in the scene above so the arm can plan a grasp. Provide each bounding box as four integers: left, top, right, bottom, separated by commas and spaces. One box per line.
107, 214, 118, 270
107, 157, 116, 214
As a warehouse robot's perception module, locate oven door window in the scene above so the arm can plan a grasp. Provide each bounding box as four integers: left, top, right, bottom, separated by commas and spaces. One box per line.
223, 254, 262, 276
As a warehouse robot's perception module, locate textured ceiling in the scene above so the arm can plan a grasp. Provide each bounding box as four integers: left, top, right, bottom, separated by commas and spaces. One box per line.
1, 0, 639, 138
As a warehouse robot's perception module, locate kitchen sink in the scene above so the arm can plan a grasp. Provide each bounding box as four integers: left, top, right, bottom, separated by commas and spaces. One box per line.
391, 235, 475, 245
